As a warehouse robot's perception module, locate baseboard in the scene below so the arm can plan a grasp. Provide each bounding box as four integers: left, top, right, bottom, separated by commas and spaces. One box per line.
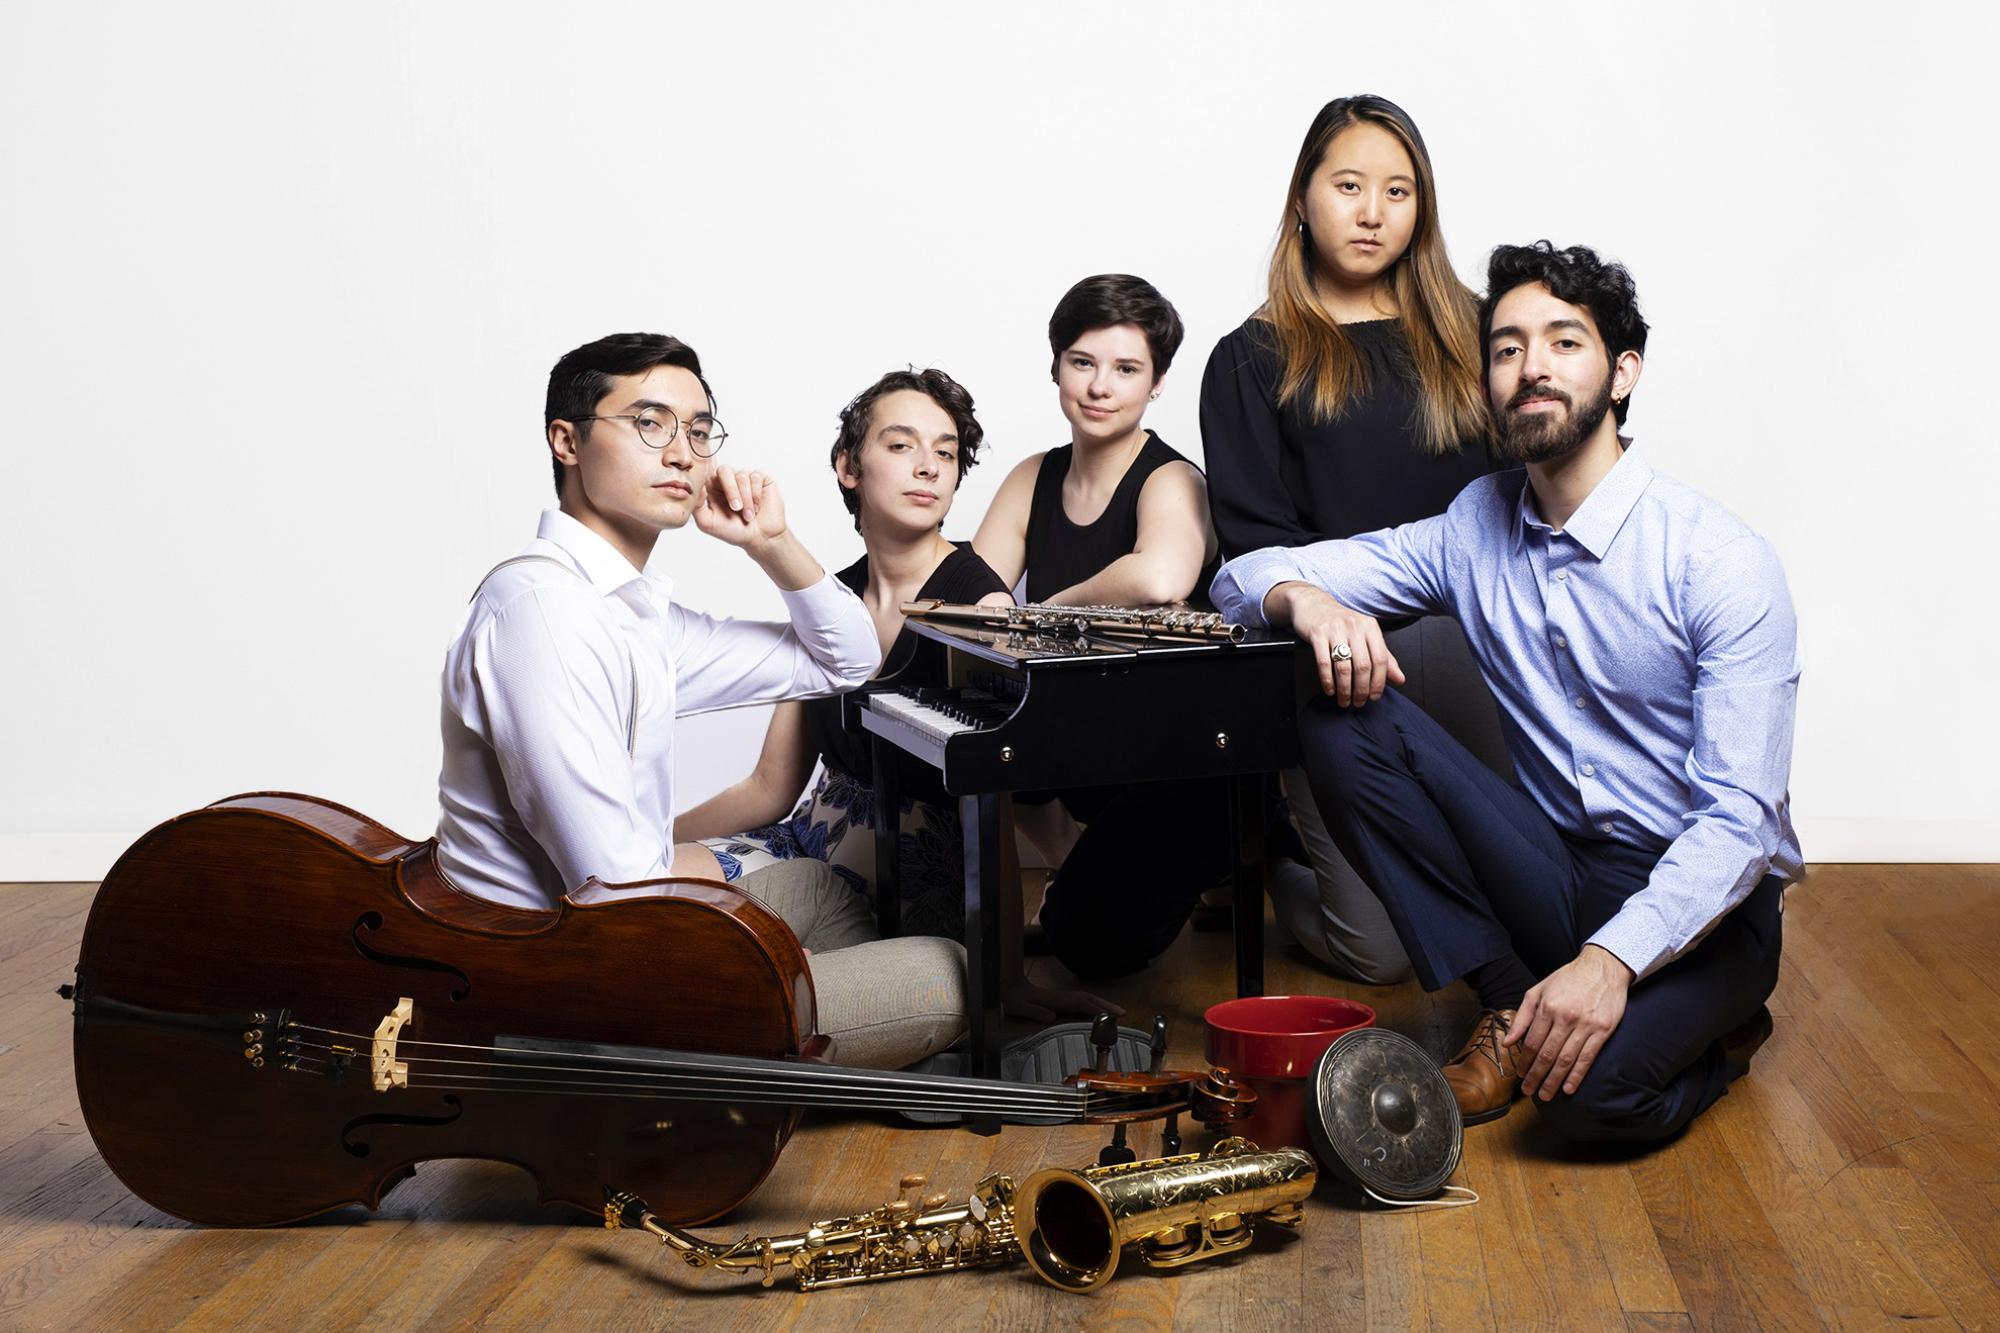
3, 817, 1994, 884
0, 833, 138, 885
1791, 816, 1999, 865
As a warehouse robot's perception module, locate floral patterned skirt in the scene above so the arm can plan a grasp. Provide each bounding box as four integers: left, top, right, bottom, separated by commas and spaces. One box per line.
701, 764, 967, 939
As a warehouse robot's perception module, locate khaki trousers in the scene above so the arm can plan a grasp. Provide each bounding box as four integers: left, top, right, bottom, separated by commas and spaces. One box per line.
734, 859, 967, 1069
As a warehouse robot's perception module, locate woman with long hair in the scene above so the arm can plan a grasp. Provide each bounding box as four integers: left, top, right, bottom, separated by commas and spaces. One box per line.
1200, 94, 1510, 984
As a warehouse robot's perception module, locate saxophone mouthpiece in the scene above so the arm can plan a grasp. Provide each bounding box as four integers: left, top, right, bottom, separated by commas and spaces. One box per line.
603, 1186, 650, 1231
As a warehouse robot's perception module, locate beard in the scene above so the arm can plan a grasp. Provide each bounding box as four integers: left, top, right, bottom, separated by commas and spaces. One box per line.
1496, 368, 1615, 465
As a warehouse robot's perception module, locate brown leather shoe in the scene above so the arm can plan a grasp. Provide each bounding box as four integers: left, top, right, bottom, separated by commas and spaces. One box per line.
1444, 1009, 1530, 1125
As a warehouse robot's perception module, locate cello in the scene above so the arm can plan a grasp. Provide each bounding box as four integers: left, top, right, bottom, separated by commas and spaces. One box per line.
66, 793, 1247, 1227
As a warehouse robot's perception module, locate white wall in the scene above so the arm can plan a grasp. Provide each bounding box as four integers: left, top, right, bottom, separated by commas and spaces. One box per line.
2, 2, 1993, 879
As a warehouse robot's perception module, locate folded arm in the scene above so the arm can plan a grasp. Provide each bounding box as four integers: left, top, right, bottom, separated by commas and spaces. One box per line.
670, 574, 880, 715
1210, 517, 1452, 705
1043, 462, 1217, 607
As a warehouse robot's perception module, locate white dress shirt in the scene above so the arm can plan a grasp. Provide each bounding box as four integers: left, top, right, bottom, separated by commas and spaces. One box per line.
437, 509, 880, 910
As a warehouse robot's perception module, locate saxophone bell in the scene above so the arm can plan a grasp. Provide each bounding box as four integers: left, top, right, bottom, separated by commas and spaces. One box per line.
1013, 1138, 1315, 1293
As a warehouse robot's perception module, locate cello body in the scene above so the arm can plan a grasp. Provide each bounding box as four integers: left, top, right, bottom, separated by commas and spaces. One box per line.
71, 793, 820, 1227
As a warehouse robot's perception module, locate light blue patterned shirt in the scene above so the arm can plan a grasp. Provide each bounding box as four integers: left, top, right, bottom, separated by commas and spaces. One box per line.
1210, 445, 1802, 980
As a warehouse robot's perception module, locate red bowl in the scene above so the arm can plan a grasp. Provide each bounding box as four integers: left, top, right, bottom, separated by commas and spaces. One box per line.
1204, 996, 1377, 1157
1205, 995, 1377, 1078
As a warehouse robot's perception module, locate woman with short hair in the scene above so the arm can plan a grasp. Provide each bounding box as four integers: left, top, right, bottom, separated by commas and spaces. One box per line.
973, 274, 1230, 980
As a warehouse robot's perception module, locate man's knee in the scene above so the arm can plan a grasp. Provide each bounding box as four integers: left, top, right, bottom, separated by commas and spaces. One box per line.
1530, 1065, 1679, 1144
1298, 689, 1414, 797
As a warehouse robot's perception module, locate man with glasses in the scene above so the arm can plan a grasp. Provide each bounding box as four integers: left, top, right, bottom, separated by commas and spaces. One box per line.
436, 332, 969, 1069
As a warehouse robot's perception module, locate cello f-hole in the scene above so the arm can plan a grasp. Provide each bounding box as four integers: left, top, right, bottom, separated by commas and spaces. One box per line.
349, 913, 473, 1002
341, 1095, 464, 1158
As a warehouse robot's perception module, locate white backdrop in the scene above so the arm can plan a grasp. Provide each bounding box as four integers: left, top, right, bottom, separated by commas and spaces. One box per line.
3, 2, 1994, 879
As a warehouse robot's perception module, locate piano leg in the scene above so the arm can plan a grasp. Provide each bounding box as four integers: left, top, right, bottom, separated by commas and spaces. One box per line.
870, 736, 903, 941
1230, 772, 1268, 998
959, 790, 1005, 1136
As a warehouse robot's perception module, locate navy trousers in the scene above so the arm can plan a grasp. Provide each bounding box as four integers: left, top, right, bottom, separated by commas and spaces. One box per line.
1299, 688, 1783, 1143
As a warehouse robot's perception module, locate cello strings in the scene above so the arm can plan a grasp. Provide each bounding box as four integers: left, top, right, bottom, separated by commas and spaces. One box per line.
284, 1024, 1174, 1117
281, 1054, 1159, 1118
292, 1020, 1096, 1104
280, 1037, 1164, 1118
282, 1046, 1154, 1118
287, 1060, 1117, 1116
286, 1049, 1110, 1115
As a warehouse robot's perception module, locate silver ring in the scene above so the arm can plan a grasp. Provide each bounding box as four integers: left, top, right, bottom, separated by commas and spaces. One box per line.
1331, 642, 1353, 663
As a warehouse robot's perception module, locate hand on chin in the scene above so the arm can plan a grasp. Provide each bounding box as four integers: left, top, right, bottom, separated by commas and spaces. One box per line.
693, 465, 786, 548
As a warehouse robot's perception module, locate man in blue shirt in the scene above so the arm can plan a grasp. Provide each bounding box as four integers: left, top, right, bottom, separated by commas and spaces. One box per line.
1210, 243, 1800, 1141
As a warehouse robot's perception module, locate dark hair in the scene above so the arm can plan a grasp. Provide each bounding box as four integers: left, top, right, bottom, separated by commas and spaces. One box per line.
1264, 94, 1487, 454
1046, 274, 1185, 379
1480, 242, 1650, 426
829, 368, 985, 533
544, 332, 716, 497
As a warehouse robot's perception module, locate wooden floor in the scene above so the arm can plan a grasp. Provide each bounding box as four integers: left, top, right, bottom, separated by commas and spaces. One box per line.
3, 867, 1998, 1330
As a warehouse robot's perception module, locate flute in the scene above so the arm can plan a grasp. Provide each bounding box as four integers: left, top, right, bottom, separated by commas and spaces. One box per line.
901, 599, 1247, 644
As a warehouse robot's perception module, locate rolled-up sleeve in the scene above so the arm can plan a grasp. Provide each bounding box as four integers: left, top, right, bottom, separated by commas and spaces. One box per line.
1210, 515, 1453, 627
1587, 535, 1801, 979
670, 571, 880, 715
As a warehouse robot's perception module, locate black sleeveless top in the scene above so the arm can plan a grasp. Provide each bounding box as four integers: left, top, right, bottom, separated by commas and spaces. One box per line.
1022, 432, 1218, 604
800, 542, 1010, 798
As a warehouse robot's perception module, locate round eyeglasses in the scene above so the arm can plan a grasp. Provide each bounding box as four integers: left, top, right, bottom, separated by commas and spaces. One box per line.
576, 408, 728, 458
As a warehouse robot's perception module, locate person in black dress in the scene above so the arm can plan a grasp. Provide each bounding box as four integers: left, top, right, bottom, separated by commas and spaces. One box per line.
1200, 94, 1511, 983
973, 274, 1231, 979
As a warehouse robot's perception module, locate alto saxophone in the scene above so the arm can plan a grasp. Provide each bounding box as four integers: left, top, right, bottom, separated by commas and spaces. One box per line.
605, 1138, 1315, 1293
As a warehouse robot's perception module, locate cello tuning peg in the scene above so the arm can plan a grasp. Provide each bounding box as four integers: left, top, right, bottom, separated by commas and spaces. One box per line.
1089, 1012, 1119, 1072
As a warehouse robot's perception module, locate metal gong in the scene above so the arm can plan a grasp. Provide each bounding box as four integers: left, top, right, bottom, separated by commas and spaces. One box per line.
1307, 1028, 1462, 1202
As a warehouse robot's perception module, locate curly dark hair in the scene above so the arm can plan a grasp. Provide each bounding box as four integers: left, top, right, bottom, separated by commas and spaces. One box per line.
829, 368, 984, 533
1480, 242, 1649, 425
1047, 273, 1185, 379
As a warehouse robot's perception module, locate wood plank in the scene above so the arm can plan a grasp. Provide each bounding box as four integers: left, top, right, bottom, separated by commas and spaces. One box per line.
0, 867, 1992, 1329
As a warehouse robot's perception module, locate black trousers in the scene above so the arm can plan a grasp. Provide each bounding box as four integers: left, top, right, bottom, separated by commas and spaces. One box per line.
1299, 688, 1783, 1143
1037, 776, 1233, 980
